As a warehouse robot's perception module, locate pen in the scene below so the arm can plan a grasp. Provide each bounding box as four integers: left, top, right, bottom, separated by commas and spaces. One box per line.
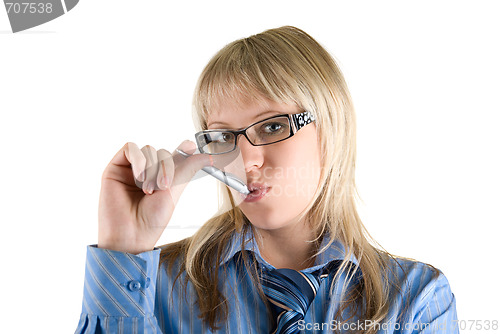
175, 149, 251, 195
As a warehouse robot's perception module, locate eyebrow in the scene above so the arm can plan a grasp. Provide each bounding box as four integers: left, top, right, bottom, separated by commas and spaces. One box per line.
207, 110, 284, 128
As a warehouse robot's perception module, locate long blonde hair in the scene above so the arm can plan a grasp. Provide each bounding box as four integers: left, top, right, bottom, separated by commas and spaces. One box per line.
160, 26, 435, 333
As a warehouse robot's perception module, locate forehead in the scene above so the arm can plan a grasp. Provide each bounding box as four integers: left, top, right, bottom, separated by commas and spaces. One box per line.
206, 95, 299, 129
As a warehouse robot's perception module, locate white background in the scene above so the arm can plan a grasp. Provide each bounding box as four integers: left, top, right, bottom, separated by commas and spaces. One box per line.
1, 1, 499, 333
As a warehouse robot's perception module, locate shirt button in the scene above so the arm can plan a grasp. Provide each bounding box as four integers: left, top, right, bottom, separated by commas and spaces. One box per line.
128, 280, 142, 292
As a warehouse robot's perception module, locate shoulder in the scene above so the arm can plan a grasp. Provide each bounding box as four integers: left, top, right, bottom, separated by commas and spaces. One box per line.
383, 255, 458, 326
393, 256, 449, 284
386, 256, 453, 301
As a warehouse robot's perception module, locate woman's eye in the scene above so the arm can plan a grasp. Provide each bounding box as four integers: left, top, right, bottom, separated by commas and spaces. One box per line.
262, 122, 286, 134
217, 132, 233, 142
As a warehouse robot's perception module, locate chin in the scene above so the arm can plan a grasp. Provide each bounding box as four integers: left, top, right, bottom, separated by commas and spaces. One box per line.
240, 198, 303, 231
245, 213, 290, 231
249, 222, 287, 232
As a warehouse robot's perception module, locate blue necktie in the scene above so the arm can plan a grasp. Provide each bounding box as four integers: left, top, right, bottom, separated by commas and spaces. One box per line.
260, 260, 341, 334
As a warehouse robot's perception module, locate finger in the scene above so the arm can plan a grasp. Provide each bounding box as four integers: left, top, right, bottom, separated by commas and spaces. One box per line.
156, 149, 174, 190
171, 140, 213, 188
126, 142, 147, 182
141, 145, 159, 194
108, 142, 146, 183
171, 140, 198, 166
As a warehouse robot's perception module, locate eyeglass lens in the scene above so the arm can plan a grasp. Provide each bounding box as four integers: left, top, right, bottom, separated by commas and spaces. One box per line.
197, 116, 291, 154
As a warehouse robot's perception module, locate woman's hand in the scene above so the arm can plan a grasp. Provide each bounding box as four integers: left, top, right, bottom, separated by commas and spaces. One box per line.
97, 141, 212, 254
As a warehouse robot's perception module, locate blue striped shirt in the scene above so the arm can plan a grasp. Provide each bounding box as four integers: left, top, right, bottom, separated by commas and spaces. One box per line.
75, 231, 458, 333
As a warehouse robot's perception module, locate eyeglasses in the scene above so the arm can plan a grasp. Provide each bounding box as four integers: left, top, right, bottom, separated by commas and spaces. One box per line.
195, 110, 316, 155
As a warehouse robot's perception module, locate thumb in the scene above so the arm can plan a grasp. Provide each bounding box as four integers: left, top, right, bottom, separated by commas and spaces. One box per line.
171, 140, 213, 188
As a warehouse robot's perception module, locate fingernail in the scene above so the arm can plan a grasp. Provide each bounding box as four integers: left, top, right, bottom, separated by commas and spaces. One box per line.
147, 183, 155, 194
162, 176, 170, 188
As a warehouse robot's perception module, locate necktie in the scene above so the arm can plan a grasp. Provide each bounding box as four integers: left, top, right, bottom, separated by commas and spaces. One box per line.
259, 260, 341, 334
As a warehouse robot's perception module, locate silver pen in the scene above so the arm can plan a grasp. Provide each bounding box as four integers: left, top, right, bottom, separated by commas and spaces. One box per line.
175, 149, 250, 195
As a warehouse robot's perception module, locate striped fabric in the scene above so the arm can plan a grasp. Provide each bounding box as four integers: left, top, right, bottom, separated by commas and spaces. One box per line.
75, 231, 459, 333
260, 259, 342, 334
75, 245, 162, 333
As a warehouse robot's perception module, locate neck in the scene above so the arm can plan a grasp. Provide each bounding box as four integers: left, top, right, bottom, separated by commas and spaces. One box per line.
254, 219, 318, 270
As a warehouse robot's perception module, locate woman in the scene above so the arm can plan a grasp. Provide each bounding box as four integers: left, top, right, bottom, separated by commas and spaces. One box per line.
76, 26, 458, 333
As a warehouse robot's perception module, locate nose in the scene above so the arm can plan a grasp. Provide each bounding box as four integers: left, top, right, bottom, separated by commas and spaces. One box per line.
237, 135, 264, 173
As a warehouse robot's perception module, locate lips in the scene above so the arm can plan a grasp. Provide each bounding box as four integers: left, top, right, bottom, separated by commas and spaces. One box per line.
242, 183, 271, 202
247, 182, 270, 192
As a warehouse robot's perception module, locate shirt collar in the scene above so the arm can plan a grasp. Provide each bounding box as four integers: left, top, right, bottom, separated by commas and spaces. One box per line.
220, 227, 360, 274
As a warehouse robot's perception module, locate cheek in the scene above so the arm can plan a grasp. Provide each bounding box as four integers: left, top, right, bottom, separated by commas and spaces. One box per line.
238, 144, 321, 228
267, 145, 321, 200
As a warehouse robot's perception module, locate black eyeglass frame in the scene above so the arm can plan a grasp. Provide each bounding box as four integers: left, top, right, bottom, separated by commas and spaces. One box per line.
195, 110, 316, 155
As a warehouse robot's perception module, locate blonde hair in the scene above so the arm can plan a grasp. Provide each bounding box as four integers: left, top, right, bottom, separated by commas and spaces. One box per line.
160, 26, 436, 333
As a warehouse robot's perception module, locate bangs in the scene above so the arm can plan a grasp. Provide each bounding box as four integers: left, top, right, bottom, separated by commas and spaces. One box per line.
193, 34, 316, 130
